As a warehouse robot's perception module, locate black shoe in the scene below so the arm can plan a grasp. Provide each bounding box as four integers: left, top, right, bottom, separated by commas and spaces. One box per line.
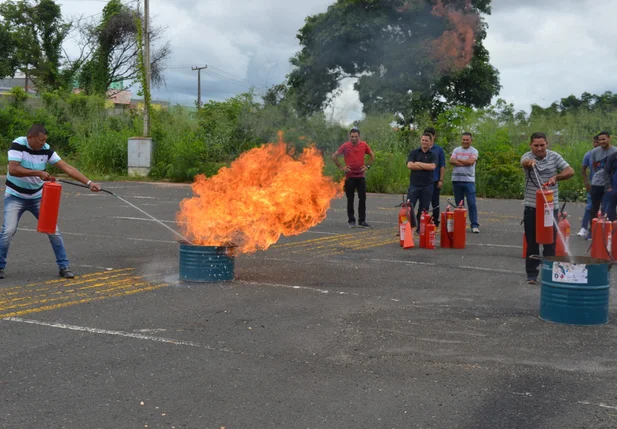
348, 221, 356, 228
0, 269, 4, 279
59, 268, 75, 279
358, 222, 373, 228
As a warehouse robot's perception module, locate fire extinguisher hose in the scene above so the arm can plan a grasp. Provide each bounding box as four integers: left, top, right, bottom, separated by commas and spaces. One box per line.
56, 179, 193, 244
57, 179, 117, 197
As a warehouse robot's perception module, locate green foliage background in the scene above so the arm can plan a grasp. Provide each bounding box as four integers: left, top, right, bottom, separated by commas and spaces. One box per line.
1, 90, 614, 204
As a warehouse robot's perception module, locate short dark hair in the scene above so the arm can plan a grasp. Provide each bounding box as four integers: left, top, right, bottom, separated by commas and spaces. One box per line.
599, 131, 611, 138
462, 132, 473, 138
594, 134, 600, 140
421, 133, 433, 139
28, 124, 49, 137
350, 127, 360, 135
423, 127, 436, 136
530, 132, 547, 142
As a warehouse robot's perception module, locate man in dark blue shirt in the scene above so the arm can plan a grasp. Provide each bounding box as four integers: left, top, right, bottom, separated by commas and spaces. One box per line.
424, 127, 446, 228
407, 133, 437, 229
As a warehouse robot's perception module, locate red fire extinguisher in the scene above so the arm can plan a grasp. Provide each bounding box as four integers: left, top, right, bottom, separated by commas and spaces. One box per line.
591, 213, 612, 260
398, 201, 408, 247
426, 219, 436, 250
37, 178, 62, 234
555, 208, 571, 257
440, 206, 453, 248
536, 186, 554, 244
419, 210, 430, 248
452, 202, 467, 249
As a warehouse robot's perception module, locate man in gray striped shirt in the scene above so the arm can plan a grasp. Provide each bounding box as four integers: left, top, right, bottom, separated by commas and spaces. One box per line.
520, 132, 574, 284
450, 132, 479, 232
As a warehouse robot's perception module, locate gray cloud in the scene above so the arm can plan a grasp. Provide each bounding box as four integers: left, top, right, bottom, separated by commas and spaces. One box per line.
58, 0, 617, 121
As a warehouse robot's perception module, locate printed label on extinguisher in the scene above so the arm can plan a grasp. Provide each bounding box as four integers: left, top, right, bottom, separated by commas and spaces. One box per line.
544, 202, 554, 227
400, 223, 406, 240
447, 219, 454, 233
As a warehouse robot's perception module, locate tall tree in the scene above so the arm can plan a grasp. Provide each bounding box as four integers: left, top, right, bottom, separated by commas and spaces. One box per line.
287, 0, 500, 124
76, 0, 170, 96
0, 0, 70, 91
0, 22, 17, 78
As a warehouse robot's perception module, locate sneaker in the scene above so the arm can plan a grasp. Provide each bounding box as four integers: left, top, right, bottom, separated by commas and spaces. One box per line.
0, 269, 4, 279
59, 268, 75, 279
358, 222, 373, 228
577, 227, 588, 237
472, 227, 480, 233
348, 221, 356, 228
527, 277, 538, 285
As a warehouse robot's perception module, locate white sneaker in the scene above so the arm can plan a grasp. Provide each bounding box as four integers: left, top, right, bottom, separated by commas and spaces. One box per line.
472, 227, 480, 233
577, 228, 588, 237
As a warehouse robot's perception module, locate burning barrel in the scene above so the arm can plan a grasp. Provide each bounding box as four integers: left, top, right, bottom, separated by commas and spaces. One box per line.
179, 241, 236, 282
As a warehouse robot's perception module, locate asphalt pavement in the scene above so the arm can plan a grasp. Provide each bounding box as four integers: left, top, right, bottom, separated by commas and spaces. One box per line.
1, 182, 616, 429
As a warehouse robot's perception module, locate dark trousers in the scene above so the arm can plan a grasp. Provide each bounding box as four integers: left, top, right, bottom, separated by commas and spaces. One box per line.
524, 207, 558, 279
345, 177, 366, 223
431, 181, 441, 226
408, 184, 434, 231
605, 189, 617, 221
591, 185, 606, 221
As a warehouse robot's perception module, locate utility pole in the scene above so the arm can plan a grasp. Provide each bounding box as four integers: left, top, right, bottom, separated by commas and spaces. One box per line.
143, 0, 151, 136
192, 66, 207, 109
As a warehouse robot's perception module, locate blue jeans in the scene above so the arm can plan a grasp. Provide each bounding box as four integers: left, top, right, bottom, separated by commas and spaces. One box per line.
582, 192, 609, 228
0, 195, 69, 270
452, 182, 479, 228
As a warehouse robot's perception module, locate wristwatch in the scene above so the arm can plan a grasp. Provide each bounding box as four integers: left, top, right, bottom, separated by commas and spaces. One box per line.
366, 165, 371, 169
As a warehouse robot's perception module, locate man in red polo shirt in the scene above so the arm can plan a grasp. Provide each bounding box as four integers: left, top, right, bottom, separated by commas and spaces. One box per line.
332, 127, 375, 228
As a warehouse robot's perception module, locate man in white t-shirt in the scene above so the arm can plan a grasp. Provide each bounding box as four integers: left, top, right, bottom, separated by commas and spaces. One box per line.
449, 132, 479, 233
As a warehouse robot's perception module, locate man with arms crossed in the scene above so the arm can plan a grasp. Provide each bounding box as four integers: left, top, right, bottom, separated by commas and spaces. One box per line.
407, 133, 437, 230
450, 132, 479, 233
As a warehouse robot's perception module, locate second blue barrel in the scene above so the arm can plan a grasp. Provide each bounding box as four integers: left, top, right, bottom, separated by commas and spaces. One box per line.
540, 256, 610, 325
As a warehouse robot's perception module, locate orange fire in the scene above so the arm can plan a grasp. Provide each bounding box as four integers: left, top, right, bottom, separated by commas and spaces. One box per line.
177, 133, 342, 254
431, 0, 479, 72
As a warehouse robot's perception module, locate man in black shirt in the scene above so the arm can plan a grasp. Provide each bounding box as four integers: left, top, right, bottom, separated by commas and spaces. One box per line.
407, 133, 437, 229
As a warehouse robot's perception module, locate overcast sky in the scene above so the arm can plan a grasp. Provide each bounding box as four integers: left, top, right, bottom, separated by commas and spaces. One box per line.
55, 0, 617, 123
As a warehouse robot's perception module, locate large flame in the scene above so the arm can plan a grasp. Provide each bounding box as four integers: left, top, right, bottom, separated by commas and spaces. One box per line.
177, 133, 342, 254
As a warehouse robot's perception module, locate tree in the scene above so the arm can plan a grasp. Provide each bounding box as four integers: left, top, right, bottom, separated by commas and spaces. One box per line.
0, 0, 70, 91
0, 22, 17, 78
286, 0, 500, 124
76, 0, 170, 96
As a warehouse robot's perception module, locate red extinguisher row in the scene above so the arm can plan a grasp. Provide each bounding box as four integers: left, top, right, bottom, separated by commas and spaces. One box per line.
399, 199, 467, 250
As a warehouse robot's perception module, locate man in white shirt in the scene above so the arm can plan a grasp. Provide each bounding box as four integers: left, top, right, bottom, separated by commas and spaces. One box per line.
450, 132, 479, 233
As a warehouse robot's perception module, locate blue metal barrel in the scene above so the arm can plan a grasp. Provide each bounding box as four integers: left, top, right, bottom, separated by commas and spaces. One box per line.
540, 256, 610, 325
179, 242, 236, 283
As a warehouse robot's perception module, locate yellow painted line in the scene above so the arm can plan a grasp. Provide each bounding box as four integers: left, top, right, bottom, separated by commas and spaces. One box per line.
0, 276, 144, 305
291, 233, 397, 254
0, 268, 135, 293
282, 229, 398, 254
325, 238, 399, 255
0, 283, 169, 319
0, 280, 151, 313
273, 232, 360, 249
0, 273, 138, 300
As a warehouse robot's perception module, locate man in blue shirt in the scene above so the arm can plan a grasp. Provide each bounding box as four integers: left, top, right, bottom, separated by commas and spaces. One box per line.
424, 127, 445, 227
578, 135, 599, 237
1, 124, 101, 279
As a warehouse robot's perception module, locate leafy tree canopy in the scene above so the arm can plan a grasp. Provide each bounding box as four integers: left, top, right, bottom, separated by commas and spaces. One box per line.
287, 0, 500, 124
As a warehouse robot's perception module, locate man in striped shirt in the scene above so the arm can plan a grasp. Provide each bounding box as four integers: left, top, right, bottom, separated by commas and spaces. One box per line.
520, 132, 574, 284
0, 124, 101, 279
